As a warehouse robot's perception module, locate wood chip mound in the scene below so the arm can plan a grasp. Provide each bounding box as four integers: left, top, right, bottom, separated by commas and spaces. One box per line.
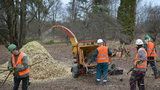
0, 41, 70, 81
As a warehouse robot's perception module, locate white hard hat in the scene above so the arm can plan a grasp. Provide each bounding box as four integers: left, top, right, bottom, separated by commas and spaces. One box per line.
97, 39, 103, 44
135, 39, 144, 45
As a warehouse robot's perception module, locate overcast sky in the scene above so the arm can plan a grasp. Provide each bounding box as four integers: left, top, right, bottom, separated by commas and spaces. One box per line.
61, 0, 70, 5
142, 0, 160, 6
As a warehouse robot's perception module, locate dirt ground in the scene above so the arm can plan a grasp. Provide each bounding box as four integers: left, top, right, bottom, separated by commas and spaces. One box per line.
1, 44, 160, 90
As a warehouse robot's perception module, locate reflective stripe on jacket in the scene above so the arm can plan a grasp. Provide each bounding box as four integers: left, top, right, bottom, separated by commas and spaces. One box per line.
147, 41, 157, 57
11, 52, 30, 76
134, 48, 147, 69
97, 45, 109, 63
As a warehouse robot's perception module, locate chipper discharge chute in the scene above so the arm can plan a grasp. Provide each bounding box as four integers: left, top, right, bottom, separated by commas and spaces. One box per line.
50, 25, 123, 78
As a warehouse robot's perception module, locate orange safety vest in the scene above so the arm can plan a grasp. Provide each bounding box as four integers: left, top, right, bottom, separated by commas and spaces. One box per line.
96, 45, 110, 63
134, 48, 147, 69
147, 41, 157, 57
11, 52, 30, 76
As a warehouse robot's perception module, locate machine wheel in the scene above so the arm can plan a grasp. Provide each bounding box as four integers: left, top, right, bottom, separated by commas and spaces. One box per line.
71, 64, 79, 78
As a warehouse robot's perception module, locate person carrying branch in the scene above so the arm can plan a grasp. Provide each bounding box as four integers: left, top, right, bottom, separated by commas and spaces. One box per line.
130, 39, 147, 90
7, 44, 30, 90
144, 34, 159, 79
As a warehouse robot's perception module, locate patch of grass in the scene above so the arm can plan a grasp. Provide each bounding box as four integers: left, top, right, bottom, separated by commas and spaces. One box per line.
25, 38, 40, 43
45, 40, 55, 45
45, 40, 69, 45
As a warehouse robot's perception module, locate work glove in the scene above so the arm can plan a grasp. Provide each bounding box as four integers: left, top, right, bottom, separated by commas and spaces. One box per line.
8, 67, 14, 72
13, 68, 19, 76
14, 68, 19, 73
136, 60, 143, 65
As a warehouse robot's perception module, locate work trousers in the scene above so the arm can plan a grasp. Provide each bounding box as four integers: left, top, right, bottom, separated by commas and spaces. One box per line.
13, 76, 29, 90
96, 63, 108, 82
130, 70, 145, 90
147, 57, 158, 78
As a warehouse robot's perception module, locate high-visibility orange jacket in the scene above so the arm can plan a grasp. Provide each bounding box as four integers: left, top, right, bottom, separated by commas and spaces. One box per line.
147, 41, 157, 57
134, 48, 147, 69
11, 52, 30, 76
96, 45, 110, 63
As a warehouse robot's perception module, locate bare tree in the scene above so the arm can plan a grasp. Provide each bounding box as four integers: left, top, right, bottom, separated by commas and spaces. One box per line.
2, 0, 18, 46
26, 0, 60, 39
49, 0, 63, 23
136, 3, 160, 42
0, 0, 56, 47
144, 6, 160, 41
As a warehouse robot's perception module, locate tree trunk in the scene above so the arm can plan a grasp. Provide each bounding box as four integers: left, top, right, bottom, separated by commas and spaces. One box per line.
19, 0, 26, 48
72, 0, 76, 21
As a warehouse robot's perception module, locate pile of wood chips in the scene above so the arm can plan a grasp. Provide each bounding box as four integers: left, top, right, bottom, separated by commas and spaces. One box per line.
0, 41, 70, 81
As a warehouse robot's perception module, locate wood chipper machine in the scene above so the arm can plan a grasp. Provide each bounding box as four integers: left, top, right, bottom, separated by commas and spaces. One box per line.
50, 25, 123, 78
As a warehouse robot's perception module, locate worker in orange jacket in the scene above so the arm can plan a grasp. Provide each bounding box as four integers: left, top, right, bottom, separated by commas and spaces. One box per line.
7, 44, 30, 90
130, 39, 147, 90
89, 39, 112, 85
144, 34, 159, 79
